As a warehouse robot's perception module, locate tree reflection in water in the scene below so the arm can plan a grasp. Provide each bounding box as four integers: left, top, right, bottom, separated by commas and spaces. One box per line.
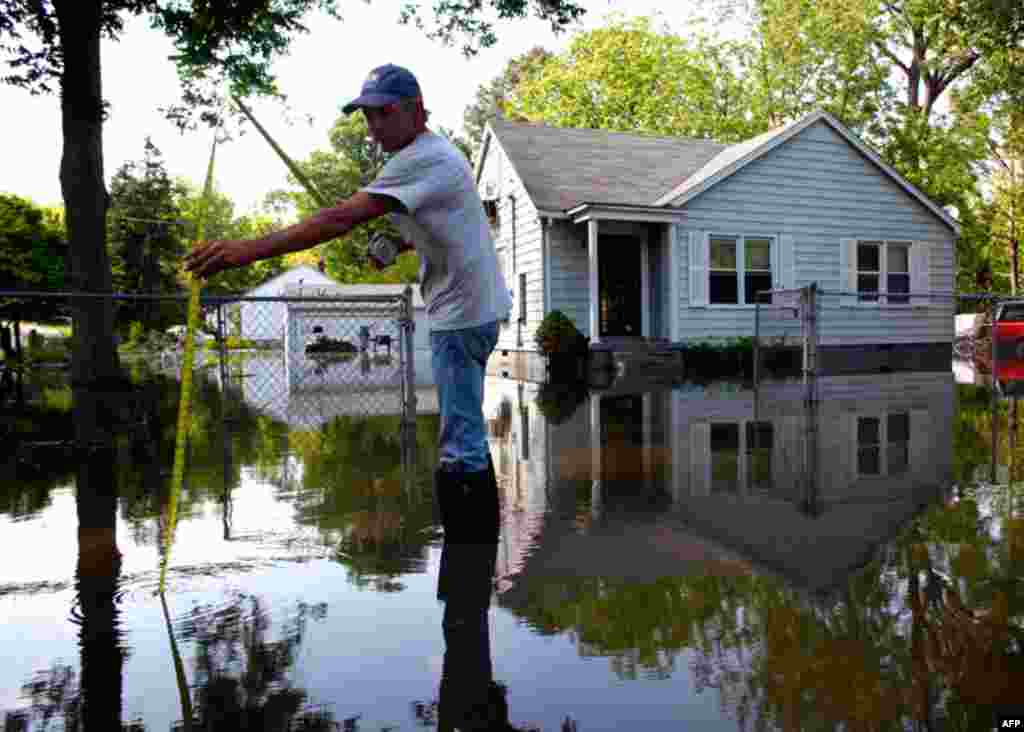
172, 592, 333, 731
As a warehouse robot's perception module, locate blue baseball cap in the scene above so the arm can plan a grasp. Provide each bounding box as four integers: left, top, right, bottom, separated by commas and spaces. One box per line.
342, 64, 422, 114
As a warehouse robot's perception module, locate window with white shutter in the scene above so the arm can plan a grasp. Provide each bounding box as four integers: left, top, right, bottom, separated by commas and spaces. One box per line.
851, 239, 916, 305
703, 234, 776, 305
705, 420, 774, 495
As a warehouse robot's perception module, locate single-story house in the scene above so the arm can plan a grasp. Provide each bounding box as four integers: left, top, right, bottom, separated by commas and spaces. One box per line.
476, 109, 958, 374
219, 265, 428, 350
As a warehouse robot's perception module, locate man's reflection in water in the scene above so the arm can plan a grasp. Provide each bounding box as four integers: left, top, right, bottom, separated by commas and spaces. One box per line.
435, 455, 514, 732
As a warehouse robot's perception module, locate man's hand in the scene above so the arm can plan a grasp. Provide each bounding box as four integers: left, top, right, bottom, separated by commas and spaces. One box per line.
184, 239, 254, 279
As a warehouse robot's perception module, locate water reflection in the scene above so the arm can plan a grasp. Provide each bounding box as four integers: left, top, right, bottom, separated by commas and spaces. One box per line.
483, 371, 1024, 727
171, 593, 334, 730
3, 361, 1024, 729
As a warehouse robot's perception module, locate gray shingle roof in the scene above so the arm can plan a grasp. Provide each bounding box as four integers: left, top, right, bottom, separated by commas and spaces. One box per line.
488, 118, 726, 212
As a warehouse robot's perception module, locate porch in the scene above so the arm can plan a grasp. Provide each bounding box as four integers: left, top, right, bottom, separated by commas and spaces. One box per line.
561, 203, 688, 348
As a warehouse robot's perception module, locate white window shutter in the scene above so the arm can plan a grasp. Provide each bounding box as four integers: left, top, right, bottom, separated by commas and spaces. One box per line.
840, 238, 856, 306
912, 242, 930, 308
909, 409, 929, 476
771, 235, 782, 290
781, 234, 796, 289
689, 231, 708, 307
690, 421, 711, 496
841, 411, 858, 487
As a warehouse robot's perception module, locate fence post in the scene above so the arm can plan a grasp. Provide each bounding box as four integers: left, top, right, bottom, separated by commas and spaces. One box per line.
401, 286, 417, 469
216, 302, 230, 418
754, 292, 761, 391
802, 283, 818, 383
991, 296, 999, 483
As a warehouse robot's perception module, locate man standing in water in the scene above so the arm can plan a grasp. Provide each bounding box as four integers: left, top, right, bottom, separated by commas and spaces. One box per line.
184, 63, 511, 563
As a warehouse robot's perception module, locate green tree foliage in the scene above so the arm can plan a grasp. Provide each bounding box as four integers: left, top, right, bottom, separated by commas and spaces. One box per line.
462, 45, 552, 156
510, 16, 760, 142
0, 193, 67, 292
0, 193, 68, 328
743, 0, 894, 131
106, 138, 192, 330
976, 110, 1024, 293
174, 179, 288, 296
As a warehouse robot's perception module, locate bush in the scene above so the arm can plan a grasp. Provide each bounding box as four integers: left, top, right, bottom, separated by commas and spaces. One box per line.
535, 310, 588, 357
127, 320, 146, 347
536, 382, 588, 425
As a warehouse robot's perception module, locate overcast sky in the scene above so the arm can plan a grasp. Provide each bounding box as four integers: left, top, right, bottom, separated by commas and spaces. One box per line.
1, 0, 722, 218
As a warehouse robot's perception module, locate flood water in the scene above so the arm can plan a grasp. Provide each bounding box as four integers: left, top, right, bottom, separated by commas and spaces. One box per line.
2, 355, 1023, 730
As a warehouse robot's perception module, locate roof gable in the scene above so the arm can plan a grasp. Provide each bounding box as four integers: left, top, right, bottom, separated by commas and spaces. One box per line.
484, 118, 726, 213
248, 265, 336, 295
655, 110, 960, 235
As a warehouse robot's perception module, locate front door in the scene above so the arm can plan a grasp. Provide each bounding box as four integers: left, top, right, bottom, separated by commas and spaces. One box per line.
598, 235, 642, 337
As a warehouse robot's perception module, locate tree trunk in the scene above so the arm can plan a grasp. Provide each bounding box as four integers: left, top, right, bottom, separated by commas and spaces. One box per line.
54, 0, 123, 395
74, 384, 124, 731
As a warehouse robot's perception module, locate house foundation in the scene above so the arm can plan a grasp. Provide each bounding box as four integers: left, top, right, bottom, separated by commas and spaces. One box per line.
817, 343, 952, 375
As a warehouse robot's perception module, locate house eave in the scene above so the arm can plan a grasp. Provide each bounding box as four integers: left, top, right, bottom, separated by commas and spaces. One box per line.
567, 202, 688, 225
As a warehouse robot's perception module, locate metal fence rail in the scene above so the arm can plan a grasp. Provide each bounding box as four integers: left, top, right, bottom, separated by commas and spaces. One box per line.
0, 289, 418, 452
754, 284, 969, 389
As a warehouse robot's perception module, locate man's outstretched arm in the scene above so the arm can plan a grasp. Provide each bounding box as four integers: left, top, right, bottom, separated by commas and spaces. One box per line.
185, 192, 404, 279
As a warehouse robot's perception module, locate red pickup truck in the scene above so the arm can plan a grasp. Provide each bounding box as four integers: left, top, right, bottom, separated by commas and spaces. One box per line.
994, 301, 1024, 383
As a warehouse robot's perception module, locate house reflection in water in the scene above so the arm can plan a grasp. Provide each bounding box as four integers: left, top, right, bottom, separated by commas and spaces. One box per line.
484, 372, 954, 599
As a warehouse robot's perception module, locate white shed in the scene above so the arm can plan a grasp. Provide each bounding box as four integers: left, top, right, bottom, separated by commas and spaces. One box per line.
282, 281, 429, 352
218, 265, 337, 342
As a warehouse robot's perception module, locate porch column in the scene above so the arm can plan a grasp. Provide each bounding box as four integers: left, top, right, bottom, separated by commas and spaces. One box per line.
641, 236, 650, 338
588, 219, 600, 344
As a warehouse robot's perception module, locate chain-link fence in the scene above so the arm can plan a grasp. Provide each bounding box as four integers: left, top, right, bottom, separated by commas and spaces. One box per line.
754, 284, 963, 389
753, 286, 817, 387
0, 288, 420, 452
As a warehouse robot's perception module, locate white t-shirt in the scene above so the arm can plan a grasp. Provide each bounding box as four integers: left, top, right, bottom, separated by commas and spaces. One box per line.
363, 131, 512, 332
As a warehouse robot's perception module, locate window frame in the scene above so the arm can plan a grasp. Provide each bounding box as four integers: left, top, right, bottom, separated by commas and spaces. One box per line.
709, 418, 775, 495
855, 411, 910, 479
707, 233, 776, 308
855, 240, 913, 307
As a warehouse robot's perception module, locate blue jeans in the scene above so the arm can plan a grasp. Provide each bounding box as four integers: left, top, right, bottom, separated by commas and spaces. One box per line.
431, 321, 499, 473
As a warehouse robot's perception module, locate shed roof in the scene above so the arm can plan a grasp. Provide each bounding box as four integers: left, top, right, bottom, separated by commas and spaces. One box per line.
283, 282, 426, 309
246, 265, 335, 296
484, 118, 726, 213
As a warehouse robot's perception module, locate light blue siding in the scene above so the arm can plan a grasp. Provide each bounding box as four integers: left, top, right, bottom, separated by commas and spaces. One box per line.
670, 120, 956, 345
479, 133, 545, 350
547, 220, 591, 338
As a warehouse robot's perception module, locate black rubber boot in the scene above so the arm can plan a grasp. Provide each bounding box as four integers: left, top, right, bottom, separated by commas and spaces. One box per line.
435, 454, 500, 604
434, 454, 499, 544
